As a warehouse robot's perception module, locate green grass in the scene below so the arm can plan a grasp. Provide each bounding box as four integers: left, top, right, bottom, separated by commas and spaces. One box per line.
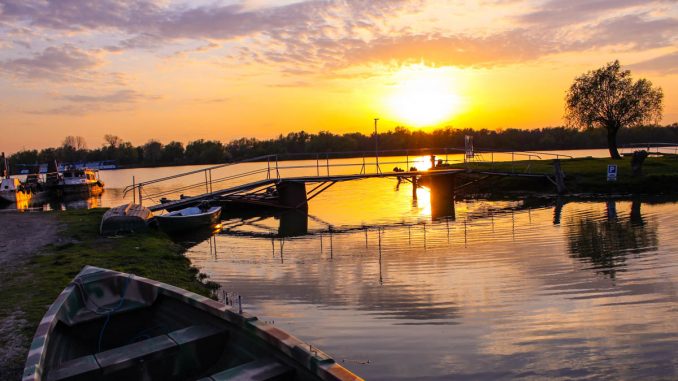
0, 208, 215, 379
448, 155, 678, 194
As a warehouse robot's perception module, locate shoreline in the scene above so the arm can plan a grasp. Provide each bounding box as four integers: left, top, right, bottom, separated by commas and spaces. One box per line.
0, 209, 216, 380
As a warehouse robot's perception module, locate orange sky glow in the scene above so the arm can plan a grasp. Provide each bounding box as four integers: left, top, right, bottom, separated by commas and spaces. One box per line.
0, 0, 677, 153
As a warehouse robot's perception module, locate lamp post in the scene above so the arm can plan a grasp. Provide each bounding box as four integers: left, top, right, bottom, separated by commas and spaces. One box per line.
374, 118, 380, 173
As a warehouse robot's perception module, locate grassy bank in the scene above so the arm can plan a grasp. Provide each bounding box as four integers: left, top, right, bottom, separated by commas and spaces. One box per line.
448, 155, 678, 195
0, 208, 214, 379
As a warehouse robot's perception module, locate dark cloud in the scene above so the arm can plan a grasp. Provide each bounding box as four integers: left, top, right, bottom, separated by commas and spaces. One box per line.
630, 52, 678, 75
0, 44, 100, 81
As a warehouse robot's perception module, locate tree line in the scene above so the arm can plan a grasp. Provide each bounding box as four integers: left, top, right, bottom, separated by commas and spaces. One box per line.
4, 124, 677, 171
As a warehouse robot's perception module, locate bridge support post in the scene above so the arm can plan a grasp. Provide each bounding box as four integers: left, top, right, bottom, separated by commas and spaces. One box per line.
430, 174, 456, 219
276, 181, 308, 210
412, 175, 418, 200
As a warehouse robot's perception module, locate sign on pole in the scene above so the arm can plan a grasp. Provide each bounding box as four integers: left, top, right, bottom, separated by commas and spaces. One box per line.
464, 135, 474, 159
607, 164, 618, 182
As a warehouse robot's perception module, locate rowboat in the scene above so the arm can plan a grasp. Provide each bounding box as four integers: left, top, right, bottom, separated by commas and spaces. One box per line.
23, 266, 362, 381
156, 205, 222, 233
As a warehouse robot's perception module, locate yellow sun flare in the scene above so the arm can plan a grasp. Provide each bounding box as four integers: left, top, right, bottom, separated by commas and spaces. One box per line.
385, 66, 463, 127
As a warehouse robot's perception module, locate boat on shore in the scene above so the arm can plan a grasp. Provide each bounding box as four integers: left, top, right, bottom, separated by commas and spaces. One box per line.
60, 167, 105, 195
23, 266, 362, 381
156, 204, 222, 233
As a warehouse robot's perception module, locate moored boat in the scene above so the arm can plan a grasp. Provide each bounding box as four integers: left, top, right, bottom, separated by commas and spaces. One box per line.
60, 168, 105, 195
0, 178, 32, 203
23, 266, 362, 381
156, 204, 222, 233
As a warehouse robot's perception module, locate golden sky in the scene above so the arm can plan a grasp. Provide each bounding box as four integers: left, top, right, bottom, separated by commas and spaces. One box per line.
0, 0, 677, 153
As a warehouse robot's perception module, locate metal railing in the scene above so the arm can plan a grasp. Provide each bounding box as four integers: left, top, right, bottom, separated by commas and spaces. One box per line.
123, 147, 574, 205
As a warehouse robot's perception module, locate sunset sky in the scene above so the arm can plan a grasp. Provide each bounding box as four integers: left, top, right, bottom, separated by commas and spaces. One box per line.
0, 0, 677, 153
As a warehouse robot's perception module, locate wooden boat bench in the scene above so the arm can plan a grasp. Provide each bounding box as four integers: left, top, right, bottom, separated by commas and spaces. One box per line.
46, 324, 227, 381
199, 358, 293, 381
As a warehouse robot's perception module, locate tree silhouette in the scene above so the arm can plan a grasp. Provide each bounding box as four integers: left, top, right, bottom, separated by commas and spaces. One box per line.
565, 60, 663, 159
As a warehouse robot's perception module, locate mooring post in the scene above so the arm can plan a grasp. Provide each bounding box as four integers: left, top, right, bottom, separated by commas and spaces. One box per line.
132, 176, 136, 204
553, 159, 567, 194
412, 175, 418, 200
138, 184, 143, 205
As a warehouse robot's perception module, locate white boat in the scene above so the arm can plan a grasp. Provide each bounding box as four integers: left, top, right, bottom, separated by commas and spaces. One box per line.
156, 205, 222, 233
60, 168, 105, 195
0, 178, 31, 203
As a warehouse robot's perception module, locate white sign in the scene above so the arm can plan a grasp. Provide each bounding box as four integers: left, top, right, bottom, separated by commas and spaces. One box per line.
607, 164, 618, 181
464, 135, 474, 159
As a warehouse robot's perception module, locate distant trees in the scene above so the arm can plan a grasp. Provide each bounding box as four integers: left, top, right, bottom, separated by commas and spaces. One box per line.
5, 125, 678, 173
566, 60, 664, 159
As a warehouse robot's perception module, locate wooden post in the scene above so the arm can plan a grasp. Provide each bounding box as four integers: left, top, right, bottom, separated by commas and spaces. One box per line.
553, 159, 567, 194
132, 176, 136, 204
412, 175, 418, 200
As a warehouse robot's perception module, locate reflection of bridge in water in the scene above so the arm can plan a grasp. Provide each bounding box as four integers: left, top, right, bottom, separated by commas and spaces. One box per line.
122, 148, 571, 214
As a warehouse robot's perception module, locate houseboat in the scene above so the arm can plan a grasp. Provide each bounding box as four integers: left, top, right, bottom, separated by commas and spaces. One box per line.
60, 168, 105, 195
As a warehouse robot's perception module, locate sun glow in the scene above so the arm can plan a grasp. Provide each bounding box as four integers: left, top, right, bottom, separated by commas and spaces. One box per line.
385, 65, 463, 127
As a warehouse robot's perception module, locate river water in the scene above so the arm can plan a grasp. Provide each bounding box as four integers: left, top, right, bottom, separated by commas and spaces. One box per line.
7, 149, 678, 379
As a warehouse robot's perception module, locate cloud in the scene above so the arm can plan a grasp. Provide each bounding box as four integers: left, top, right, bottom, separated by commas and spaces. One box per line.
0, 44, 101, 82
629, 52, 678, 75
26, 89, 158, 115
62, 89, 158, 103
574, 14, 678, 51
517, 0, 673, 27
340, 31, 548, 68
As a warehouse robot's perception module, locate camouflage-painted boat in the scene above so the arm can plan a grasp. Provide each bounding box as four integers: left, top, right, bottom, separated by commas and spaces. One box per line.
23, 266, 362, 381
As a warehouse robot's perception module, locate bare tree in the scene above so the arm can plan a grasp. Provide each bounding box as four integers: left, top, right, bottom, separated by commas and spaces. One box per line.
565, 60, 663, 159
103, 134, 123, 148
62, 136, 87, 150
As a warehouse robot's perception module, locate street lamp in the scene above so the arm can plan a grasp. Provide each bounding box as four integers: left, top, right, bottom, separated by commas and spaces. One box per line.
374, 118, 380, 173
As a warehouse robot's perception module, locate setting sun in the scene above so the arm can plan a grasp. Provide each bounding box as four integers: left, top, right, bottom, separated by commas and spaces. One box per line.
385, 66, 463, 127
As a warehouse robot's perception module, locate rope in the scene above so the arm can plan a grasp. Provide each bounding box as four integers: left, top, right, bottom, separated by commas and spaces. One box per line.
71, 273, 132, 352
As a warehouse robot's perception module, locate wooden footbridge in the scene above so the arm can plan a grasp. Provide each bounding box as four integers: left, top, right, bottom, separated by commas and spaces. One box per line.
122, 148, 572, 213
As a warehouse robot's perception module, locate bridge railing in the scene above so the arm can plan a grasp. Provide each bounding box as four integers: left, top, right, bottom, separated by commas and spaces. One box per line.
619, 143, 678, 155
124, 147, 574, 205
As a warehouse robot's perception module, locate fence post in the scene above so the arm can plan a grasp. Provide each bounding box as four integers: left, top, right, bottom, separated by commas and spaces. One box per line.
275, 155, 280, 178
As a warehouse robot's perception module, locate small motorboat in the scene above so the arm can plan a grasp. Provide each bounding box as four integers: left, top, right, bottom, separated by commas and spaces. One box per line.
24, 266, 362, 381
156, 204, 222, 233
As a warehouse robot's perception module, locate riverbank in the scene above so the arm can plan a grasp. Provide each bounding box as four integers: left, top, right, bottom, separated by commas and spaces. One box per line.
0, 209, 215, 380
449, 156, 678, 195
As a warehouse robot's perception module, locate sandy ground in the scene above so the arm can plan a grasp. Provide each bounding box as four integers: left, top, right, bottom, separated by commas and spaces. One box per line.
0, 212, 60, 380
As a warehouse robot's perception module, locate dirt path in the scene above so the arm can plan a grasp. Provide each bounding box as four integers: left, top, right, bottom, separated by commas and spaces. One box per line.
0, 212, 60, 380
0, 212, 60, 268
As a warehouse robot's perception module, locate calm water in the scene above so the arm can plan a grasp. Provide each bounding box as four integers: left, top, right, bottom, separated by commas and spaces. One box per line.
179, 178, 678, 380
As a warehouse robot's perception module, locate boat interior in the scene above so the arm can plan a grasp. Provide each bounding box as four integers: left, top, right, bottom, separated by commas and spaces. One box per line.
42, 272, 323, 381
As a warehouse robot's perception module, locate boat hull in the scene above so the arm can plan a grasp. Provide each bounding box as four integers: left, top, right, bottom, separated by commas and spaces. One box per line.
156, 206, 222, 233
23, 266, 362, 381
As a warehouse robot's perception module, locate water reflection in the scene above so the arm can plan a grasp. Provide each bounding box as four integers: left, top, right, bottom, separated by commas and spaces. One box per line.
182, 196, 678, 380
566, 200, 658, 279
